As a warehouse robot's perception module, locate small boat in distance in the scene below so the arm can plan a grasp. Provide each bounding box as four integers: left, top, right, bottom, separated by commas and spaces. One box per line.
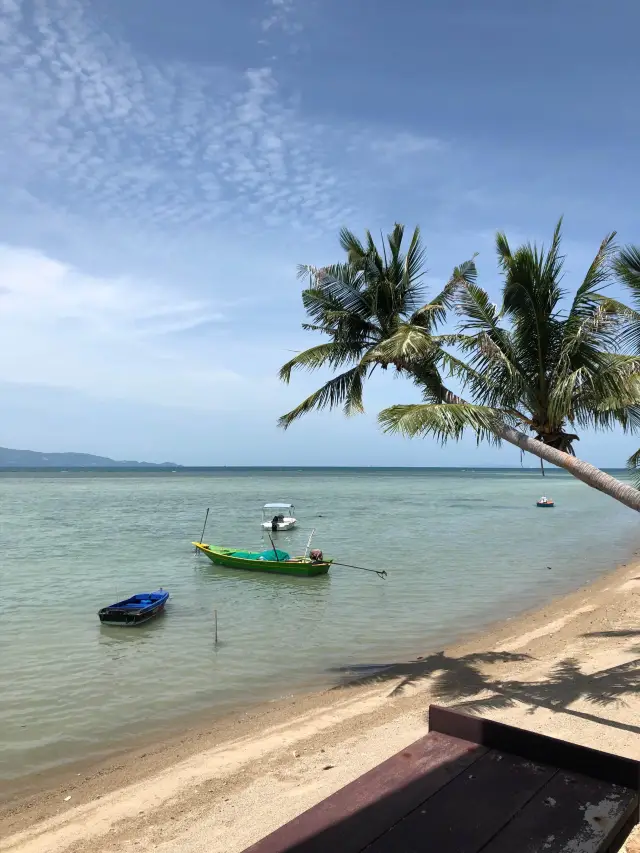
261, 503, 297, 531
536, 496, 555, 508
98, 589, 169, 626
194, 543, 331, 577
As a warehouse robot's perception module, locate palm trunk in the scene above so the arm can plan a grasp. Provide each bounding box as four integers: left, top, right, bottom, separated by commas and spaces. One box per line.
412, 375, 640, 511
497, 423, 640, 512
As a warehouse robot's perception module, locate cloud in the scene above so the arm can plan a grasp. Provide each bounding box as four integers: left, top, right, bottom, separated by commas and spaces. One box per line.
0, 0, 449, 431
0, 243, 266, 408
0, 0, 444, 245
261, 0, 302, 35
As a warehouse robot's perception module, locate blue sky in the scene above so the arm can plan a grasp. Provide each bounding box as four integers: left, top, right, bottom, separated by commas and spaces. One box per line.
0, 0, 639, 466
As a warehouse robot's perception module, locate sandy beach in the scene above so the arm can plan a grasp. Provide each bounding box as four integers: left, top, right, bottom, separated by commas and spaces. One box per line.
1, 556, 639, 853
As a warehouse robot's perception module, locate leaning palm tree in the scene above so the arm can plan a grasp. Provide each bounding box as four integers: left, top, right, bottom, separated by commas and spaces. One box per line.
280, 221, 640, 512
613, 244, 640, 485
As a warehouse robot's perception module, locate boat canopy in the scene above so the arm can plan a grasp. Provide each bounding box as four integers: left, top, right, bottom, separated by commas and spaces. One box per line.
263, 503, 294, 510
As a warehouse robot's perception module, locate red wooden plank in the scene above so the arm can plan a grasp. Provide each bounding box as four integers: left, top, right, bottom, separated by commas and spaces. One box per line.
429, 705, 640, 794
365, 749, 555, 853
480, 769, 639, 853
242, 732, 485, 853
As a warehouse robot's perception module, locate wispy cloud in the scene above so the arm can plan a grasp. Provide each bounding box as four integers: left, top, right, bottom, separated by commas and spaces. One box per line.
0, 243, 281, 412
261, 0, 303, 35
0, 0, 449, 428
0, 0, 443, 242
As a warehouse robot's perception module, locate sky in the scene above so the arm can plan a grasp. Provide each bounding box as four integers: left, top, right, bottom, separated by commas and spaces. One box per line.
0, 0, 639, 466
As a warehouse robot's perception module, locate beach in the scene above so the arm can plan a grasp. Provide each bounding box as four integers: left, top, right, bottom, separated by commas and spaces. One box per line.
2, 554, 639, 853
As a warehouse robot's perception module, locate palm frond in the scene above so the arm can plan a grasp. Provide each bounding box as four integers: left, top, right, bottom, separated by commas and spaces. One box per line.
613, 247, 640, 350
364, 323, 438, 370
297, 262, 361, 289
412, 258, 478, 330
573, 232, 617, 303
541, 216, 565, 285
495, 231, 512, 271
398, 226, 427, 315
569, 355, 640, 427
454, 281, 501, 333
279, 365, 370, 429
378, 402, 510, 445
453, 280, 526, 407
559, 233, 619, 361
279, 342, 359, 383
338, 228, 367, 263
614, 245, 640, 296
457, 332, 526, 409
502, 219, 565, 312
627, 447, 640, 490
313, 267, 373, 320
590, 404, 640, 434
403, 226, 427, 285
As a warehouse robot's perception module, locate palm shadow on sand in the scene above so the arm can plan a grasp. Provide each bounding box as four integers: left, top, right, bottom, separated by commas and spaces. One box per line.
330, 641, 640, 736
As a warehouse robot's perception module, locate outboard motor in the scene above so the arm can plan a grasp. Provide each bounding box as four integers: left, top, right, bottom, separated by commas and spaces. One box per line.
271, 515, 279, 532
309, 549, 323, 563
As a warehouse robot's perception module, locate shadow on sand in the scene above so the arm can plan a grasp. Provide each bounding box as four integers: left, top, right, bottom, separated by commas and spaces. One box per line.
329, 639, 640, 736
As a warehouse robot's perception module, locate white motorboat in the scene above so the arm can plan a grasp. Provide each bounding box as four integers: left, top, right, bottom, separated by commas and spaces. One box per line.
262, 503, 297, 531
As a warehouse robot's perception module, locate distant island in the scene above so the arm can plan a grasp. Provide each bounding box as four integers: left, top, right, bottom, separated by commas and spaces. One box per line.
0, 446, 180, 468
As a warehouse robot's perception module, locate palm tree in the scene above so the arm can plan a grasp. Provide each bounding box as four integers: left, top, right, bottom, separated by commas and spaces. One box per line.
279, 224, 475, 426
613, 244, 640, 485
280, 221, 640, 512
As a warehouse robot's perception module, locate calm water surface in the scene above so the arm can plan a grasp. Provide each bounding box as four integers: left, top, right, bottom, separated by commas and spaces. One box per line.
0, 468, 638, 780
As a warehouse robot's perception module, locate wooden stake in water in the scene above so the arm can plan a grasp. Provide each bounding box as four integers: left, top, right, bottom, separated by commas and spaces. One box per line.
214, 609, 218, 645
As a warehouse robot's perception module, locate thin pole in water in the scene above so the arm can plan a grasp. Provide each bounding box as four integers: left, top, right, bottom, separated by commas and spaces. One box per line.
195, 508, 210, 552
214, 609, 218, 645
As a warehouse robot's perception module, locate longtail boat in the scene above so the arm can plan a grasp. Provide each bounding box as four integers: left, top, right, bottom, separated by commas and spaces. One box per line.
193, 543, 331, 577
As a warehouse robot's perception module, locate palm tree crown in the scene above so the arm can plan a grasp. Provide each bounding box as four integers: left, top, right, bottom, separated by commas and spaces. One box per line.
382, 219, 640, 454
279, 224, 474, 428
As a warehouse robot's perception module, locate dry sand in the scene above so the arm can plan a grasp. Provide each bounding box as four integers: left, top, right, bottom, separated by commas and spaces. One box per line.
1, 558, 639, 853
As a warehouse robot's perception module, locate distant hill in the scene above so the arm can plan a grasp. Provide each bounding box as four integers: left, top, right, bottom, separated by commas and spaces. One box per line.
0, 446, 179, 468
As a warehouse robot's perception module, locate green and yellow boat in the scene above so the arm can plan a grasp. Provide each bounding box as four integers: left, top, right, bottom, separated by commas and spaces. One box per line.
193, 543, 332, 577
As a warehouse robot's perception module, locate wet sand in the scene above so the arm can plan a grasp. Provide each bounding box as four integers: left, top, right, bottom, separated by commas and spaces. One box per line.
1, 557, 640, 853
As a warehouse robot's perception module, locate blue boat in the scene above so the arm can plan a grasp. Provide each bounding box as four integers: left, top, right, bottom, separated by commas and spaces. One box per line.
98, 589, 169, 626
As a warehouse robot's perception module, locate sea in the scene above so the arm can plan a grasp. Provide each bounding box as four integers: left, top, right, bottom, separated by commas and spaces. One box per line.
0, 467, 638, 782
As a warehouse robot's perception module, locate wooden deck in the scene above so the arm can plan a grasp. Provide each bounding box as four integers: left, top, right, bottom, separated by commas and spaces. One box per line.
242, 705, 640, 853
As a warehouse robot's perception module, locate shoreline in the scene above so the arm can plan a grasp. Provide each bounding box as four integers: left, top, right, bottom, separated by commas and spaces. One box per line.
3, 533, 637, 794
2, 554, 640, 852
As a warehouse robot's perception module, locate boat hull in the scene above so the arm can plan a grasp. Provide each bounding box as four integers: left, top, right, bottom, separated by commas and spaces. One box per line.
536, 503, 555, 508
194, 543, 331, 577
98, 591, 169, 626
261, 520, 296, 531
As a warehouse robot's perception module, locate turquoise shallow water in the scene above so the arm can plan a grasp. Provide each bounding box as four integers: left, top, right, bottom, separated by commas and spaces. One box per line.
0, 467, 638, 781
